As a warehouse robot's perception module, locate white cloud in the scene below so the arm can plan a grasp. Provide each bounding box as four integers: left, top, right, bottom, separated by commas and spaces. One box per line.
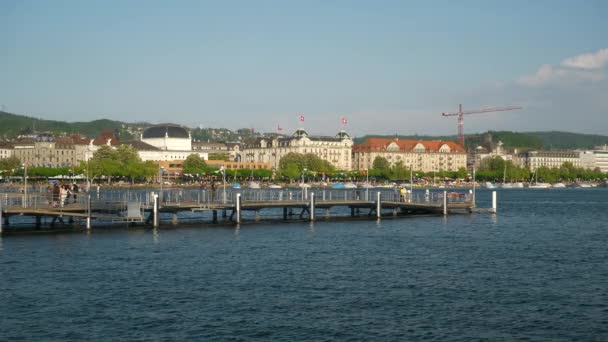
518, 48, 608, 87
561, 48, 608, 70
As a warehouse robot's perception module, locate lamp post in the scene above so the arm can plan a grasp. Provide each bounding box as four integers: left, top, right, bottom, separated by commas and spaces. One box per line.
302, 168, 307, 185
23, 163, 28, 208
366, 168, 369, 201
221, 166, 226, 204
159, 165, 165, 203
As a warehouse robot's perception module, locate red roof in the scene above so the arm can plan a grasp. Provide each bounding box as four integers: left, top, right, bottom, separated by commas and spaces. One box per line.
353, 138, 465, 153
92, 130, 120, 146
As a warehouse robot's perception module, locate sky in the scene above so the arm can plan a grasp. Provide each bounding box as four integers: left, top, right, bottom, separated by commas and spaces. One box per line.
1, 0, 607, 137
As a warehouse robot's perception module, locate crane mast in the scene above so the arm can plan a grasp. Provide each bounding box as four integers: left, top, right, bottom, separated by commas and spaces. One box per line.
442, 104, 522, 148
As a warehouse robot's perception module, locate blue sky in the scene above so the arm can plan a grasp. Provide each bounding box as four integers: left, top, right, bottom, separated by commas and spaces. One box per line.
1, 0, 607, 137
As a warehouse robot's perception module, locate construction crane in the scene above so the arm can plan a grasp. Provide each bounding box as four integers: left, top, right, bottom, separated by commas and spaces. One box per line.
442, 104, 523, 148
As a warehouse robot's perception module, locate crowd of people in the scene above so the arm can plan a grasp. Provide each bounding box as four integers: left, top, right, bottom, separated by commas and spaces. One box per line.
46, 183, 79, 208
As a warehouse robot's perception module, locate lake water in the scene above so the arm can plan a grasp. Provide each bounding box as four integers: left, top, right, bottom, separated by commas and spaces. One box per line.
1, 189, 607, 341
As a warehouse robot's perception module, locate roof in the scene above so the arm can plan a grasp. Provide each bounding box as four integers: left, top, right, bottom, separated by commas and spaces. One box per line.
93, 130, 120, 146
353, 138, 465, 153
120, 140, 161, 151
143, 124, 190, 139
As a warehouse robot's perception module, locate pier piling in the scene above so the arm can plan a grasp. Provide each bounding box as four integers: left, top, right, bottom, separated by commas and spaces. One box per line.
236, 193, 241, 223
310, 193, 315, 221
377, 192, 381, 219
443, 191, 447, 216
491, 191, 497, 213
153, 193, 159, 228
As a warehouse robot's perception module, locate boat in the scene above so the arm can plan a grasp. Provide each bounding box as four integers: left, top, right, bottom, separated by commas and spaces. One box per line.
528, 170, 550, 189
483, 181, 496, 189
299, 183, 311, 188
248, 181, 261, 189
528, 183, 550, 189
344, 182, 357, 189
268, 184, 282, 189
500, 183, 513, 189
232, 183, 241, 189
513, 182, 525, 188
331, 183, 345, 189
552, 182, 566, 188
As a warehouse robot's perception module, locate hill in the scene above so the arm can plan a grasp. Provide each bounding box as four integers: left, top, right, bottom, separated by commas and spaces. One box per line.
0, 111, 140, 140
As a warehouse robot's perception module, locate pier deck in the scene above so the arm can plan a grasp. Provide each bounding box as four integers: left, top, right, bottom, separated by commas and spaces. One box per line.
0, 188, 483, 233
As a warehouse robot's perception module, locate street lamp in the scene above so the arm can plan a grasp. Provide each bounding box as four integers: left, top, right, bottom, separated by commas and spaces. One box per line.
220, 165, 226, 204
22, 163, 28, 208
302, 168, 307, 184
159, 165, 165, 203
366, 168, 369, 201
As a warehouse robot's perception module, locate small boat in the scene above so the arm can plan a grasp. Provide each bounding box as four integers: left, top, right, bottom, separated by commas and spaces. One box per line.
268, 184, 282, 189
248, 181, 261, 189
344, 182, 357, 189
528, 183, 550, 189
483, 182, 496, 189
500, 183, 513, 189
232, 183, 241, 189
331, 183, 345, 189
299, 183, 311, 188
513, 182, 525, 188
552, 182, 566, 188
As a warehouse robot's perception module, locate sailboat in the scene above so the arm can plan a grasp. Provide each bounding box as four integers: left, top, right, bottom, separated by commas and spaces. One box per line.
248, 169, 261, 189
528, 169, 550, 189
231, 170, 241, 189
500, 164, 513, 188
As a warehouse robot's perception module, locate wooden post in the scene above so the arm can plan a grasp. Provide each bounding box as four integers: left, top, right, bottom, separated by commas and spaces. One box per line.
310, 193, 315, 221
443, 190, 447, 216
491, 191, 497, 213
376, 191, 381, 219
153, 194, 159, 228
236, 193, 241, 223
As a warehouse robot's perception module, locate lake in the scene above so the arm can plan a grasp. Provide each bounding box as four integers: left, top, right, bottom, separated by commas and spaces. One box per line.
1, 189, 607, 341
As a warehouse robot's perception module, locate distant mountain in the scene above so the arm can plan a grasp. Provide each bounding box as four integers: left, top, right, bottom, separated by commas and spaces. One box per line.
355, 131, 608, 151
0, 111, 142, 140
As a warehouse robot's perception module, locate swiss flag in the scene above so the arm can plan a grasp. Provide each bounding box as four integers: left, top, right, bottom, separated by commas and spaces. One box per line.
299, 115, 305, 122
277, 124, 283, 131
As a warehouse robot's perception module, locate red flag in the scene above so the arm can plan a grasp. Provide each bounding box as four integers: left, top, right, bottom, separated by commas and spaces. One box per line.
341, 117, 347, 125
299, 115, 305, 122
277, 124, 283, 131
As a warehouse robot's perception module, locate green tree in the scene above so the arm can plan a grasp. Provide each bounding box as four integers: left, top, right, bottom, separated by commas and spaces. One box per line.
183, 154, 208, 175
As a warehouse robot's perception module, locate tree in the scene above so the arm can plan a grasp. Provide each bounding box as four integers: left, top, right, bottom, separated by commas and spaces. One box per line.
183, 154, 208, 175
0, 156, 21, 171
372, 156, 390, 171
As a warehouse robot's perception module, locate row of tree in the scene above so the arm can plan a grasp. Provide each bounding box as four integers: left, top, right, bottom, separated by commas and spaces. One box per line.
476, 156, 606, 182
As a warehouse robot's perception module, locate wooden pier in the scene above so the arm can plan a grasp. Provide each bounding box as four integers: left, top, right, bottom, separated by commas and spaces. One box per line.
0, 188, 489, 233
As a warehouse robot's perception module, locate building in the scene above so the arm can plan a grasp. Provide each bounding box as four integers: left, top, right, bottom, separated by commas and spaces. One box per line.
241, 129, 353, 171
0, 141, 14, 160
192, 141, 240, 161
469, 141, 515, 169
141, 124, 192, 151
352, 138, 466, 172
515, 150, 581, 171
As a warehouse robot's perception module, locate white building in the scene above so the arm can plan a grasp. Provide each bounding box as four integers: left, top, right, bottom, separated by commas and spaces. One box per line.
515, 150, 581, 171
141, 124, 192, 151
241, 129, 353, 170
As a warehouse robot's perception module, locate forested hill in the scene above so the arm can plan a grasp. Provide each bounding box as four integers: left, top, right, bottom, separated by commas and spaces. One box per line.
354, 131, 608, 150
0, 111, 139, 140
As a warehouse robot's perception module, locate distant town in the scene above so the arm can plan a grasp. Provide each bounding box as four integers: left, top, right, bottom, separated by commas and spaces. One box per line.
0, 114, 607, 187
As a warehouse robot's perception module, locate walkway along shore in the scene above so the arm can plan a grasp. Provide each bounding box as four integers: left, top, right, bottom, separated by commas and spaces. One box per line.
0, 188, 497, 234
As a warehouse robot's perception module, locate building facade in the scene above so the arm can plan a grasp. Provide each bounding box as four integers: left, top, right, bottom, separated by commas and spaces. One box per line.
241, 129, 353, 171
0, 141, 14, 160
515, 150, 581, 171
352, 138, 466, 172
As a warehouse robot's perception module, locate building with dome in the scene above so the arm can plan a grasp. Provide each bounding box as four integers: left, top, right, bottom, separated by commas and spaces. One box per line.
141, 124, 192, 151
241, 129, 353, 171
